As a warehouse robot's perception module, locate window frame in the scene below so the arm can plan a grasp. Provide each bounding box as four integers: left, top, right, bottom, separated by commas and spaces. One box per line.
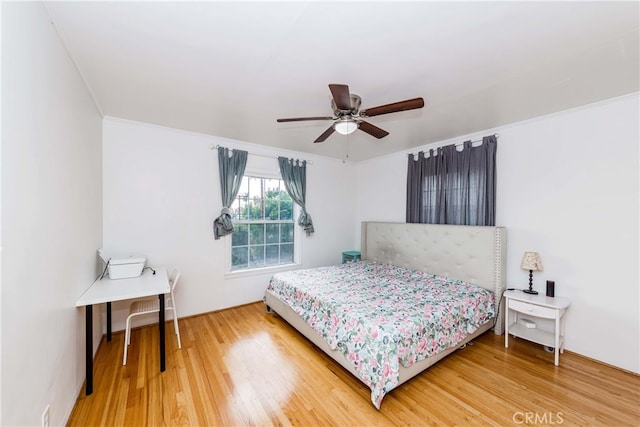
223, 169, 301, 279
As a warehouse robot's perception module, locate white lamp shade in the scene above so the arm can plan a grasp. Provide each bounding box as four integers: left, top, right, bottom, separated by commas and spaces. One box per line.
520, 251, 543, 271
334, 120, 358, 135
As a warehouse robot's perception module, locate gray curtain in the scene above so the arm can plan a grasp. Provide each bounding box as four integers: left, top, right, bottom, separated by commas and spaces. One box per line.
278, 157, 314, 235
406, 135, 496, 226
213, 147, 248, 239
406, 151, 426, 223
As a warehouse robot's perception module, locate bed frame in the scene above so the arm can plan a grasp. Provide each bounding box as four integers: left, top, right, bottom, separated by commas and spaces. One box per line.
264, 222, 506, 395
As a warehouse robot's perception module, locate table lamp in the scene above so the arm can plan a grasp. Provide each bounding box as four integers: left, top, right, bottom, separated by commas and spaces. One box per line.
520, 251, 543, 295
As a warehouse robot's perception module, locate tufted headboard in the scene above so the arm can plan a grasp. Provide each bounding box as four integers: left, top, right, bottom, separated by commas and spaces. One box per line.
361, 222, 507, 334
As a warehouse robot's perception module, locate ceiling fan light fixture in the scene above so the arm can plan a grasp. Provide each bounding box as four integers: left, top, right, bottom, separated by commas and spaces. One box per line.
277, 84, 424, 143
334, 120, 358, 135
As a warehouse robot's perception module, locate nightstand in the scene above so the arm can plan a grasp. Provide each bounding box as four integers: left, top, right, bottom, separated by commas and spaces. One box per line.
504, 290, 571, 366
341, 251, 361, 263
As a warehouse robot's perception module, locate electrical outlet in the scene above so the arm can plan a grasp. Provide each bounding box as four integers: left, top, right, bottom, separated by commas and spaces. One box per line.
41, 405, 50, 427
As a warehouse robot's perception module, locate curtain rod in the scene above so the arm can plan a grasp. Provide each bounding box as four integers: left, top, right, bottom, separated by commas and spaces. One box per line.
459, 133, 499, 145
211, 144, 313, 165
447, 133, 498, 147
410, 133, 499, 156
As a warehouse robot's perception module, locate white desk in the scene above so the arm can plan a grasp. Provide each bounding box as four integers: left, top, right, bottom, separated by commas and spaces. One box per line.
76, 267, 170, 395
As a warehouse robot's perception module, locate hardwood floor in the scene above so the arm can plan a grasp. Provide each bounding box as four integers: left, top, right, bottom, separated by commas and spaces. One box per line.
68, 302, 639, 426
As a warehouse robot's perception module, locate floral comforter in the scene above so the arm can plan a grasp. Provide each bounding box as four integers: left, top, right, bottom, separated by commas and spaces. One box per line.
266, 261, 496, 409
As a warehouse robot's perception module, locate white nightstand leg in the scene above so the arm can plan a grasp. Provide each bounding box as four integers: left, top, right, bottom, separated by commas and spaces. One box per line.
505, 305, 510, 348
554, 314, 560, 366
560, 311, 565, 354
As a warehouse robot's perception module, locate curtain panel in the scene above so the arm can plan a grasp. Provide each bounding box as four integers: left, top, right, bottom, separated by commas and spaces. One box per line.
213, 147, 248, 239
278, 157, 314, 235
406, 135, 496, 226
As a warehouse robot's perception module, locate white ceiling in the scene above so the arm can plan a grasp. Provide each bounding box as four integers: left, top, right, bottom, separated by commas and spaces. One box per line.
45, 1, 639, 161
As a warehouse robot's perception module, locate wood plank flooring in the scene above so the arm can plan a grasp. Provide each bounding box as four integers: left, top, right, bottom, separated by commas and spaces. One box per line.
68, 302, 639, 426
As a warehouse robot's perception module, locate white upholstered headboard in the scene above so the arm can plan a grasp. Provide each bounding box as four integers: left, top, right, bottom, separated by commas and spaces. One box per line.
361, 222, 507, 334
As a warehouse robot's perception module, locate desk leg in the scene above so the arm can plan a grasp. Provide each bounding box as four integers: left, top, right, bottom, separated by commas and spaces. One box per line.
106, 301, 112, 342
159, 294, 166, 372
85, 304, 93, 395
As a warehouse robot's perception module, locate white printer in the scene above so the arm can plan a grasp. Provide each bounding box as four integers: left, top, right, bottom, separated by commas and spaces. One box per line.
98, 249, 146, 280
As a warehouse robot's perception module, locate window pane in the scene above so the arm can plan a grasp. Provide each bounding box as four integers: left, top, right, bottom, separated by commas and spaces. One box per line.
247, 177, 264, 220
235, 178, 250, 220
265, 199, 279, 220
265, 179, 281, 196
265, 244, 279, 265
280, 223, 293, 243
232, 224, 248, 246
248, 199, 263, 220
249, 246, 264, 267
230, 197, 240, 220
237, 194, 249, 220
238, 176, 249, 196
281, 243, 294, 263
280, 196, 293, 220
265, 223, 279, 244
231, 247, 248, 270
248, 177, 263, 200
249, 224, 264, 244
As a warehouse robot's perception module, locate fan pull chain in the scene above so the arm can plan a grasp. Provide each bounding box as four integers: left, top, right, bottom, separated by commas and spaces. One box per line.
343, 133, 350, 163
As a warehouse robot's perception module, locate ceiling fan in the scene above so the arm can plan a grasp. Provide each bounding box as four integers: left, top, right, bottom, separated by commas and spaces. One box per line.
276, 84, 425, 143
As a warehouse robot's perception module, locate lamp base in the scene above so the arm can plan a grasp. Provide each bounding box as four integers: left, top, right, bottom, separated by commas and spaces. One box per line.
523, 270, 538, 295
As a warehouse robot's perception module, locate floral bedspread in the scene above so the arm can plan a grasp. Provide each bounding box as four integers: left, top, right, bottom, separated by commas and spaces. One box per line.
266, 261, 496, 409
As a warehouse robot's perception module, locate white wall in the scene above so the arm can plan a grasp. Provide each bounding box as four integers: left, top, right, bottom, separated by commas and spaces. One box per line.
0, 5, 635, 427
1, 2, 103, 426
355, 94, 640, 373
102, 117, 356, 331
0, 3, 4, 422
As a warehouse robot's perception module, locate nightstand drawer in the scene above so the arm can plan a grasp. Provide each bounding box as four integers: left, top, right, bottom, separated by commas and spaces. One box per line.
508, 299, 556, 319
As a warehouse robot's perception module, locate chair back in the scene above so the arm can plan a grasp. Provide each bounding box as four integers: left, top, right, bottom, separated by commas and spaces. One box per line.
169, 269, 180, 295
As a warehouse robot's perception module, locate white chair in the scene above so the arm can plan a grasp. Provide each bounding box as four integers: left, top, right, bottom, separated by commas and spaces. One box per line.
123, 268, 182, 365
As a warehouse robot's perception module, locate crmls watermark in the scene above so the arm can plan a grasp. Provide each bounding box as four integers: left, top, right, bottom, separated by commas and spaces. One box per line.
512, 411, 564, 425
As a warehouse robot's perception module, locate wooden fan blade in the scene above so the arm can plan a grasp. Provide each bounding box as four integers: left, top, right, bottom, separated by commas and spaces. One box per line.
277, 116, 333, 123
314, 126, 335, 143
329, 84, 352, 111
359, 121, 389, 139
360, 97, 424, 117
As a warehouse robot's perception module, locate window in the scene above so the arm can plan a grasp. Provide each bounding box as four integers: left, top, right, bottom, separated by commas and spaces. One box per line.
229, 176, 295, 271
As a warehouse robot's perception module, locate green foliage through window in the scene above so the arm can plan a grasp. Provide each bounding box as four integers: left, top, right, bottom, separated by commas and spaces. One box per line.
230, 176, 295, 270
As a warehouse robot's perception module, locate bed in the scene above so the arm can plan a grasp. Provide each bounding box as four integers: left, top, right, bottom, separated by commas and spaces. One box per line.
264, 222, 506, 408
